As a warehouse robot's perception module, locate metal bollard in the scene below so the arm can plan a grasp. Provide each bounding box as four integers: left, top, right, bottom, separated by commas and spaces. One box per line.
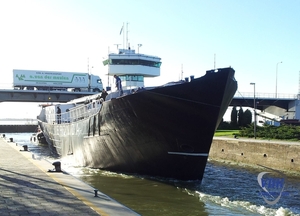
23, 145, 28, 151
52, 161, 62, 172
94, 189, 98, 197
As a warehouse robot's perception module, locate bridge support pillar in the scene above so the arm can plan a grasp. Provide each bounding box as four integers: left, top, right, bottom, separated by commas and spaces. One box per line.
293, 99, 300, 120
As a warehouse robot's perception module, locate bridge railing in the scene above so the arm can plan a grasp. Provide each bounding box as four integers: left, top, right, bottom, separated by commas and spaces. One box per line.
0, 83, 13, 90
234, 92, 298, 99
0, 118, 38, 125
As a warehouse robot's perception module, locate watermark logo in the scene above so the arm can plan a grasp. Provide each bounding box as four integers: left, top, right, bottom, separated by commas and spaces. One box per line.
257, 170, 287, 205
257, 172, 288, 205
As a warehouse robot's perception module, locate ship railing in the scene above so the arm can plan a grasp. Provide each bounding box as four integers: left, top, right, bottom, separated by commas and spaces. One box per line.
105, 88, 148, 100
61, 99, 103, 123
52, 99, 103, 124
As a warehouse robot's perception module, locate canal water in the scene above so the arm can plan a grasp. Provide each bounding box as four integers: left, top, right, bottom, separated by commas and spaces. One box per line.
6, 133, 300, 216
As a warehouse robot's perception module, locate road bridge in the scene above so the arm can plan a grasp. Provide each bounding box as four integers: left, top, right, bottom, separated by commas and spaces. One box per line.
231, 92, 298, 110
230, 92, 299, 120
0, 89, 97, 103
0, 89, 299, 120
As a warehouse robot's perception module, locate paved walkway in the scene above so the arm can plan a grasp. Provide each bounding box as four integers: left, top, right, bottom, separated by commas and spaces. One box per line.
0, 137, 139, 216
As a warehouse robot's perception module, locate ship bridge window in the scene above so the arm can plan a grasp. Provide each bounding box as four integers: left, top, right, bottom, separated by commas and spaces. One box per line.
120, 75, 144, 82
111, 59, 161, 68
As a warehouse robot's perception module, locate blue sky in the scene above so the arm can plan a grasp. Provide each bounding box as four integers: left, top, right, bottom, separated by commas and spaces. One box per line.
0, 0, 299, 118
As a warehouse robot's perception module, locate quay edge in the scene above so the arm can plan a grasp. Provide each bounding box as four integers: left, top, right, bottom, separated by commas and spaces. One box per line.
0, 136, 140, 216
209, 137, 300, 175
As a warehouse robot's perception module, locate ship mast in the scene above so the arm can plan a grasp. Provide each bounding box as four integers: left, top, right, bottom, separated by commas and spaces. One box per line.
121, 22, 125, 49
181, 64, 183, 80
107, 47, 110, 89
120, 22, 130, 50
126, 22, 129, 49
214, 54, 216, 69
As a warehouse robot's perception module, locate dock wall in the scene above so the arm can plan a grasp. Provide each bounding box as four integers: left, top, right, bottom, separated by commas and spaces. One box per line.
209, 138, 300, 173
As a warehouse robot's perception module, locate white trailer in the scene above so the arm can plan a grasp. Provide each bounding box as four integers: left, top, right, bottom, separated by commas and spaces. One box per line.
13, 69, 103, 92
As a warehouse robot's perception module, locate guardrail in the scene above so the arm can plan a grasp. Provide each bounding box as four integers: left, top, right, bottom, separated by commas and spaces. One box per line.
234, 92, 298, 99
0, 118, 38, 125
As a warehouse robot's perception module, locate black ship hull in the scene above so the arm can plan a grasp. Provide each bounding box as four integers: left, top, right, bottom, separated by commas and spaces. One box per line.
38, 67, 237, 181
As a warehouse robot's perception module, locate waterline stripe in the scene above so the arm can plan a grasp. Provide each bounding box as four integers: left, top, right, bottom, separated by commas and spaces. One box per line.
168, 152, 208, 156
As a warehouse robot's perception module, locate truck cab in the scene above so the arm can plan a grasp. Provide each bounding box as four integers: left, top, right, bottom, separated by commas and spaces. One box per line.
73, 75, 103, 92
89, 75, 103, 92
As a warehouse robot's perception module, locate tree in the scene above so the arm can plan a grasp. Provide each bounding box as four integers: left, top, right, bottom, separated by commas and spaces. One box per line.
238, 106, 244, 127
230, 106, 238, 127
243, 109, 252, 126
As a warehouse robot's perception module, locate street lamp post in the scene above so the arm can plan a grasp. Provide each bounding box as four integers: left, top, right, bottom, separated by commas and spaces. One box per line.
276, 61, 282, 98
250, 82, 256, 139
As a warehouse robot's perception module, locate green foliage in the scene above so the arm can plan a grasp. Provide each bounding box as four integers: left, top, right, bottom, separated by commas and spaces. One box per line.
238, 124, 300, 140
220, 106, 252, 130
230, 106, 238, 127
221, 106, 300, 140
238, 106, 244, 127
218, 121, 240, 130
215, 130, 239, 137
243, 109, 252, 126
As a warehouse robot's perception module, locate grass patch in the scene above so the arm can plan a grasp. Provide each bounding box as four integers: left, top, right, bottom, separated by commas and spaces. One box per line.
215, 130, 239, 137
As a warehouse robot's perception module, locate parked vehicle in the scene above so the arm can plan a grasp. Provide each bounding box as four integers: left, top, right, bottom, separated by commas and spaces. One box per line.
13, 69, 103, 92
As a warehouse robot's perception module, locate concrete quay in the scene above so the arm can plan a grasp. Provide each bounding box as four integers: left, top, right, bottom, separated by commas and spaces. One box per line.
210, 137, 300, 174
0, 137, 139, 216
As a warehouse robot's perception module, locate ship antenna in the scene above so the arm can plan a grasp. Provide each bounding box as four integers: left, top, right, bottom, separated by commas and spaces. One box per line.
126, 22, 129, 49
181, 64, 183, 80
114, 44, 121, 51
120, 22, 125, 49
298, 71, 300, 95
138, 44, 142, 53
214, 53, 216, 69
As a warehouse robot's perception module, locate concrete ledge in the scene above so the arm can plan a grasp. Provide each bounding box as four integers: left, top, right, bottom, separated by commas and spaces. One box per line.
209, 137, 300, 174
0, 137, 140, 216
